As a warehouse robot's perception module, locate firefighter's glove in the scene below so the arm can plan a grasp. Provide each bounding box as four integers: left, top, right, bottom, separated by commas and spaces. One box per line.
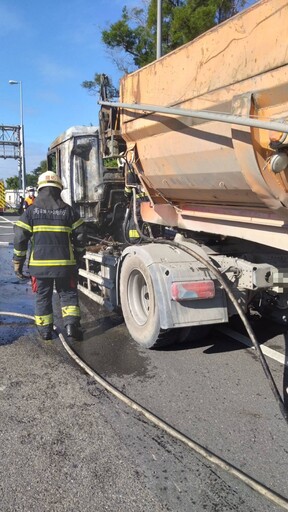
13, 260, 24, 279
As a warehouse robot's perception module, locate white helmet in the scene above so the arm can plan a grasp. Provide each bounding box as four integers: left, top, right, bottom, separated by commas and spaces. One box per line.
37, 171, 63, 190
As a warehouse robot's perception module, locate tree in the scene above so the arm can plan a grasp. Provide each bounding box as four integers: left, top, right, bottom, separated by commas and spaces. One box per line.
101, 5, 155, 71
169, 0, 246, 47
29, 160, 47, 186
82, 73, 119, 99
6, 176, 20, 190
82, 0, 248, 95
107, 0, 246, 69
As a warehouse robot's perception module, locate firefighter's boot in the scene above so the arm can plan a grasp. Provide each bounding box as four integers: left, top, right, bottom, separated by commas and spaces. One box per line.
66, 323, 83, 341
37, 326, 53, 340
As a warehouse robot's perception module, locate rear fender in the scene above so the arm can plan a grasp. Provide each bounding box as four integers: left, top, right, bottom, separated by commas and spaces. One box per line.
119, 243, 228, 329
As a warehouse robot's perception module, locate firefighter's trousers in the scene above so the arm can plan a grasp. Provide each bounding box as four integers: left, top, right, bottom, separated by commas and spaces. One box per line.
33, 275, 81, 333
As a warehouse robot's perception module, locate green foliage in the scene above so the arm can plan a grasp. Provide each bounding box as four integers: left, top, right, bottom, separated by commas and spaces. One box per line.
31, 160, 47, 178
82, 0, 248, 100
146, 0, 185, 53
81, 0, 248, 98
94, 0, 248, 74
214, 0, 246, 23
5, 176, 19, 189
26, 160, 47, 187
81, 73, 119, 98
170, 1, 217, 47
103, 157, 118, 168
101, 5, 155, 70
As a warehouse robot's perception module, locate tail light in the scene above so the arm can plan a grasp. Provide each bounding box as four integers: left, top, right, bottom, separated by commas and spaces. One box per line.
171, 280, 215, 301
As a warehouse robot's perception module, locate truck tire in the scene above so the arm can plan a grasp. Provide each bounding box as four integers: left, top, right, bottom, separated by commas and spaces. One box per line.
120, 254, 175, 349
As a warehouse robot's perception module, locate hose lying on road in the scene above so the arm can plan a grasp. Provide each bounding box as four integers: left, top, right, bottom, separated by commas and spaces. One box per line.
1, 310, 288, 511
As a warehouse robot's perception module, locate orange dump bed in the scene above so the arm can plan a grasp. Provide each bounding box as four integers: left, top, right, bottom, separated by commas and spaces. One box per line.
119, 0, 288, 247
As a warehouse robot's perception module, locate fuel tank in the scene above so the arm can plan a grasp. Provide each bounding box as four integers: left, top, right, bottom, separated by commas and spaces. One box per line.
119, 0, 288, 233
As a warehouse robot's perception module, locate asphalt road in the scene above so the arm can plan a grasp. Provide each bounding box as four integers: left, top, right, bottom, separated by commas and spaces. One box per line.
1, 214, 287, 512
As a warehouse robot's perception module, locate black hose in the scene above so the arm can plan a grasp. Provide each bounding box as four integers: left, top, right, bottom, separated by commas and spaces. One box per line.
107, 202, 123, 227
122, 199, 143, 245
122, 204, 132, 244
131, 189, 288, 425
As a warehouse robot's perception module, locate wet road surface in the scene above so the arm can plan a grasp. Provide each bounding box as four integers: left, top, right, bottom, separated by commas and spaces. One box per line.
1, 215, 288, 511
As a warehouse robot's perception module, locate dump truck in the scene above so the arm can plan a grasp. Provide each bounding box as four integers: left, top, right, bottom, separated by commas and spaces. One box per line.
47, 0, 288, 348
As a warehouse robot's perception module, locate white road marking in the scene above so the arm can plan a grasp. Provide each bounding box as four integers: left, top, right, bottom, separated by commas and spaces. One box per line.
217, 325, 288, 367
0, 216, 16, 240
0, 216, 16, 225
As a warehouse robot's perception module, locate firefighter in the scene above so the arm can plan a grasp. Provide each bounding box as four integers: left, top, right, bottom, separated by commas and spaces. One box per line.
23, 186, 35, 210
13, 171, 86, 341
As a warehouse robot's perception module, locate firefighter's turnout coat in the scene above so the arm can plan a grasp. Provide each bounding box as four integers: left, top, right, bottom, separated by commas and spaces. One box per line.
13, 188, 86, 277
13, 187, 86, 332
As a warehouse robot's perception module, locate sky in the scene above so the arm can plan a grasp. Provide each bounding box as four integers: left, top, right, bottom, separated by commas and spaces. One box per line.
0, 0, 137, 183
0, 0, 256, 184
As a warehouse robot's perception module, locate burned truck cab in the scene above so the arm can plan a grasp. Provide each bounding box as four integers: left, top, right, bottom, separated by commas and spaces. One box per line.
47, 125, 126, 238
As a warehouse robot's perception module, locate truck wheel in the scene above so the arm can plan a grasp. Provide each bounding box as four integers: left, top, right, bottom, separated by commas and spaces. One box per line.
120, 254, 174, 349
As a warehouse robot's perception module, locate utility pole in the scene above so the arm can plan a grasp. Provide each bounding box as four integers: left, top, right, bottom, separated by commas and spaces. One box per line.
157, 0, 162, 59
